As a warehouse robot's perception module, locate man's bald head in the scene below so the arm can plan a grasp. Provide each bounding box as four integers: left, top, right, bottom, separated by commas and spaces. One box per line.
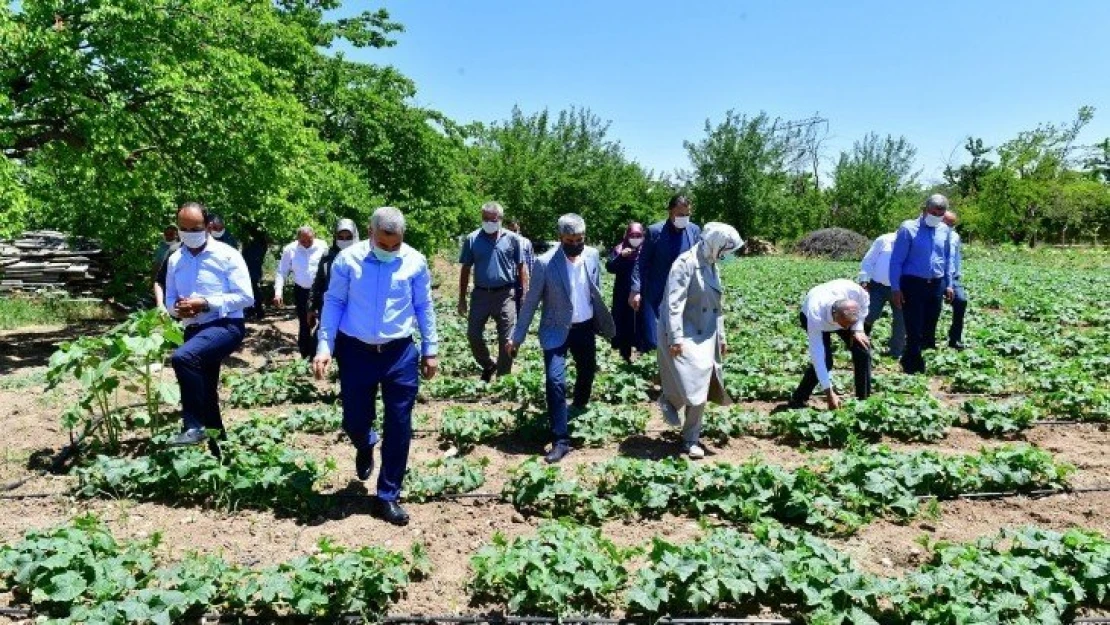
943, 210, 958, 228
831, 298, 861, 330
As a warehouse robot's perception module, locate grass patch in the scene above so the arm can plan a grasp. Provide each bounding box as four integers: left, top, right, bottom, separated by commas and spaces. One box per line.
0, 295, 117, 331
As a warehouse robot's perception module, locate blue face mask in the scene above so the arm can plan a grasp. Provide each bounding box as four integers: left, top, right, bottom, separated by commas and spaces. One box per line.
372, 246, 399, 263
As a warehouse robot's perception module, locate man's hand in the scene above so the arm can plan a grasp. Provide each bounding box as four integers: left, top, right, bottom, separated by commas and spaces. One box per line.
272, 296, 283, 308
669, 342, 683, 357
457, 299, 467, 316
944, 287, 954, 303
891, 291, 904, 309
307, 311, 318, 329
852, 331, 871, 350
421, 356, 439, 380
505, 339, 517, 356
174, 297, 208, 319
628, 292, 641, 312
312, 354, 330, 380
620, 246, 633, 258
825, 388, 842, 410
720, 341, 727, 359
860, 282, 870, 291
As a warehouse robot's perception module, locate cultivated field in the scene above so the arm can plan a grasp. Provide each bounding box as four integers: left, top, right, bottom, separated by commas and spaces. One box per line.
1, 249, 1108, 623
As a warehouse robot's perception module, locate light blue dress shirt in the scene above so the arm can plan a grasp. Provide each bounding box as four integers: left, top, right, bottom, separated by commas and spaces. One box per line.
317, 241, 439, 358
164, 238, 254, 326
888, 216, 954, 291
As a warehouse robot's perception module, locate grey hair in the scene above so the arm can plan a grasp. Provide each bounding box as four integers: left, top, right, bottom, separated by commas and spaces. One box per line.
481, 201, 505, 219
831, 298, 861, 324
370, 206, 406, 235
925, 193, 950, 211
296, 225, 315, 237
557, 213, 586, 236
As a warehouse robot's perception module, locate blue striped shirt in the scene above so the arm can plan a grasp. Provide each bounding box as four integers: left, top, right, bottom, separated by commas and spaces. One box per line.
889, 217, 954, 291
164, 238, 254, 326
317, 241, 438, 358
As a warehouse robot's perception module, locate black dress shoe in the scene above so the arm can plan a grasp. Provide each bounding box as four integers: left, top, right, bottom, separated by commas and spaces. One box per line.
480, 366, 496, 383
544, 442, 571, 464
169, 428, 208, 447
355, 447, 375, 481
371, 497, 410, 526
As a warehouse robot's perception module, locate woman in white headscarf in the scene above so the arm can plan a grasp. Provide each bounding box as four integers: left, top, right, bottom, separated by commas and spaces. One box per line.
657, 222, 743, 458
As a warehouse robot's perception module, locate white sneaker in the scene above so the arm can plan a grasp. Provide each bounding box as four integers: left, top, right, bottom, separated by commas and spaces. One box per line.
684, 442, 706, 459
657, 396, 681, 427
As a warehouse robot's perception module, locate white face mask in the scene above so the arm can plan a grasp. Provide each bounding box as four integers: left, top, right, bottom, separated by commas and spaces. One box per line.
336, 239, 355, 250
627, 236, 644, 248
211, 229, 226, 238
373, 246, 399, 263
673, 216, 690, 229
179, 230, 208, 249
924, 214, 943, 228
482, 221, 500, 234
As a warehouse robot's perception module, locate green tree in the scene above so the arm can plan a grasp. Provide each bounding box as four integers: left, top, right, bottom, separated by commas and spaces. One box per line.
684, 111, 815, 241
468, 106, 669, 246
943, 137, 994, 197
829, 133, 920, 236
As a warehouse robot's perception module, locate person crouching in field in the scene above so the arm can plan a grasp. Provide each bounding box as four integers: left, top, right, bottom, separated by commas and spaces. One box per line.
656, 223, 743, 459
788, 279, 872, 410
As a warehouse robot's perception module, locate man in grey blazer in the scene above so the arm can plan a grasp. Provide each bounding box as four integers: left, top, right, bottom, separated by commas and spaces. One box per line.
507, 213, 616, 463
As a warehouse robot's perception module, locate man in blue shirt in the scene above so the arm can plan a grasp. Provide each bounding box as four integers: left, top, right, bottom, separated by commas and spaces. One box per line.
629, 195, 702, 352
165, 202, 254, 452
890, 194, 956, 374
943, 210, 968, 349
314, 206, 439, 526
458, 202, 528, 382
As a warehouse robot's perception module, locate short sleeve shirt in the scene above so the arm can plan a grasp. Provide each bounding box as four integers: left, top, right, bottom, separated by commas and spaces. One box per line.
459, 229, 523, 288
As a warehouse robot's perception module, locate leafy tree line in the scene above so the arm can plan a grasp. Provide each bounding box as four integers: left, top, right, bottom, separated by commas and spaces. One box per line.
3, 1, 1107, 296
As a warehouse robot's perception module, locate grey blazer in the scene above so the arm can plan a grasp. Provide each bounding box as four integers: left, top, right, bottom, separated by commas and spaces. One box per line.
512, 245, 616, 351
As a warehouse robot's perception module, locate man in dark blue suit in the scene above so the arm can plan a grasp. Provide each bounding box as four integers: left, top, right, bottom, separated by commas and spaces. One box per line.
628, 195, 702, 352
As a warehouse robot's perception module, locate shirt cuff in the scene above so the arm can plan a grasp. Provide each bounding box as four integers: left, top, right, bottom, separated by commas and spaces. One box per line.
316, 340, 332, 358
421, 342, 438, 358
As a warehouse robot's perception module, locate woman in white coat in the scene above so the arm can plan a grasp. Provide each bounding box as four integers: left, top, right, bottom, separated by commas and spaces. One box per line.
657, 222, 743, 458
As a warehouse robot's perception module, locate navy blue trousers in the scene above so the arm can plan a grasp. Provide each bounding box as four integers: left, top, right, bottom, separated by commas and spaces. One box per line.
335, 333, 418, 502
948, 283, 968, 345
171, 319, 246, 433
899, 276, 944, 374
543, 322, 597, 444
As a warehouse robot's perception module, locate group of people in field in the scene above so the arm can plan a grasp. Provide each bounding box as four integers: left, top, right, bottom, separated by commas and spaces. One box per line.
152, 192, 965, 526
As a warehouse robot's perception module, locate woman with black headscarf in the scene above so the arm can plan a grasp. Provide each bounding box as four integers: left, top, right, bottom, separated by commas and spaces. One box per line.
605, 221, 646, 363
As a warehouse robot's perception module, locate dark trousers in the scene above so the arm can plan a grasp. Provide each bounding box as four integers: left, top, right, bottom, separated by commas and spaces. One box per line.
171, 319, 246, 433
900, 276, 944, 374
467, 286, 516, 376
791, 311, 871, 404
948, 283, 968, 345
293, 285, 316, 359
543, 321, 598, 444
640, 298, 661, 352
335, 333, 418, 502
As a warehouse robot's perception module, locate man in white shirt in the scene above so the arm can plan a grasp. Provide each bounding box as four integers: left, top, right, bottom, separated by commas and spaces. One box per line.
788, 279, 872, 410
165, 202, 254, 451
506, 214, 615, 464
273, 226, 329, 359
858, 232, 905, 359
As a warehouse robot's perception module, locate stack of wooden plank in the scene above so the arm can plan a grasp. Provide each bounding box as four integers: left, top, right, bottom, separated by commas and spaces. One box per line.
0, 230, 105, 293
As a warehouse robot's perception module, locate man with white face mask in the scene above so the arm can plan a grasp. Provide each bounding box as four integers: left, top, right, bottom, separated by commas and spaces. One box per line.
309, 218, 359, 331
629, 195, 702, 354
889, 193, 956, 375
274, 226, 329, 359
457, 201, 528, 381
164, 202, 254, 452
207, 214, 239, 250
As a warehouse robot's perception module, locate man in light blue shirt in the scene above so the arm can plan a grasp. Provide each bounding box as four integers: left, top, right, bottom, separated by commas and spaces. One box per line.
889, 193, 955, 374
313, 206, 439, 526
165, 202, 254, 452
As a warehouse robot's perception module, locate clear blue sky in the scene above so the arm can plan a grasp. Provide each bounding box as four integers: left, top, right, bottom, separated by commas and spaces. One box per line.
339, 0, 1110, 185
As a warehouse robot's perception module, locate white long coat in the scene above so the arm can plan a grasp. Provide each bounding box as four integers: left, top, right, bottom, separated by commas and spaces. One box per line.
657, 244, 732, 407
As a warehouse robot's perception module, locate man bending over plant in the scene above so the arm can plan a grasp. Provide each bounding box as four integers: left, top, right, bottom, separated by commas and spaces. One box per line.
788, 279, 872, 410
313, 207, 440, 527
165, 202, 254, 453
